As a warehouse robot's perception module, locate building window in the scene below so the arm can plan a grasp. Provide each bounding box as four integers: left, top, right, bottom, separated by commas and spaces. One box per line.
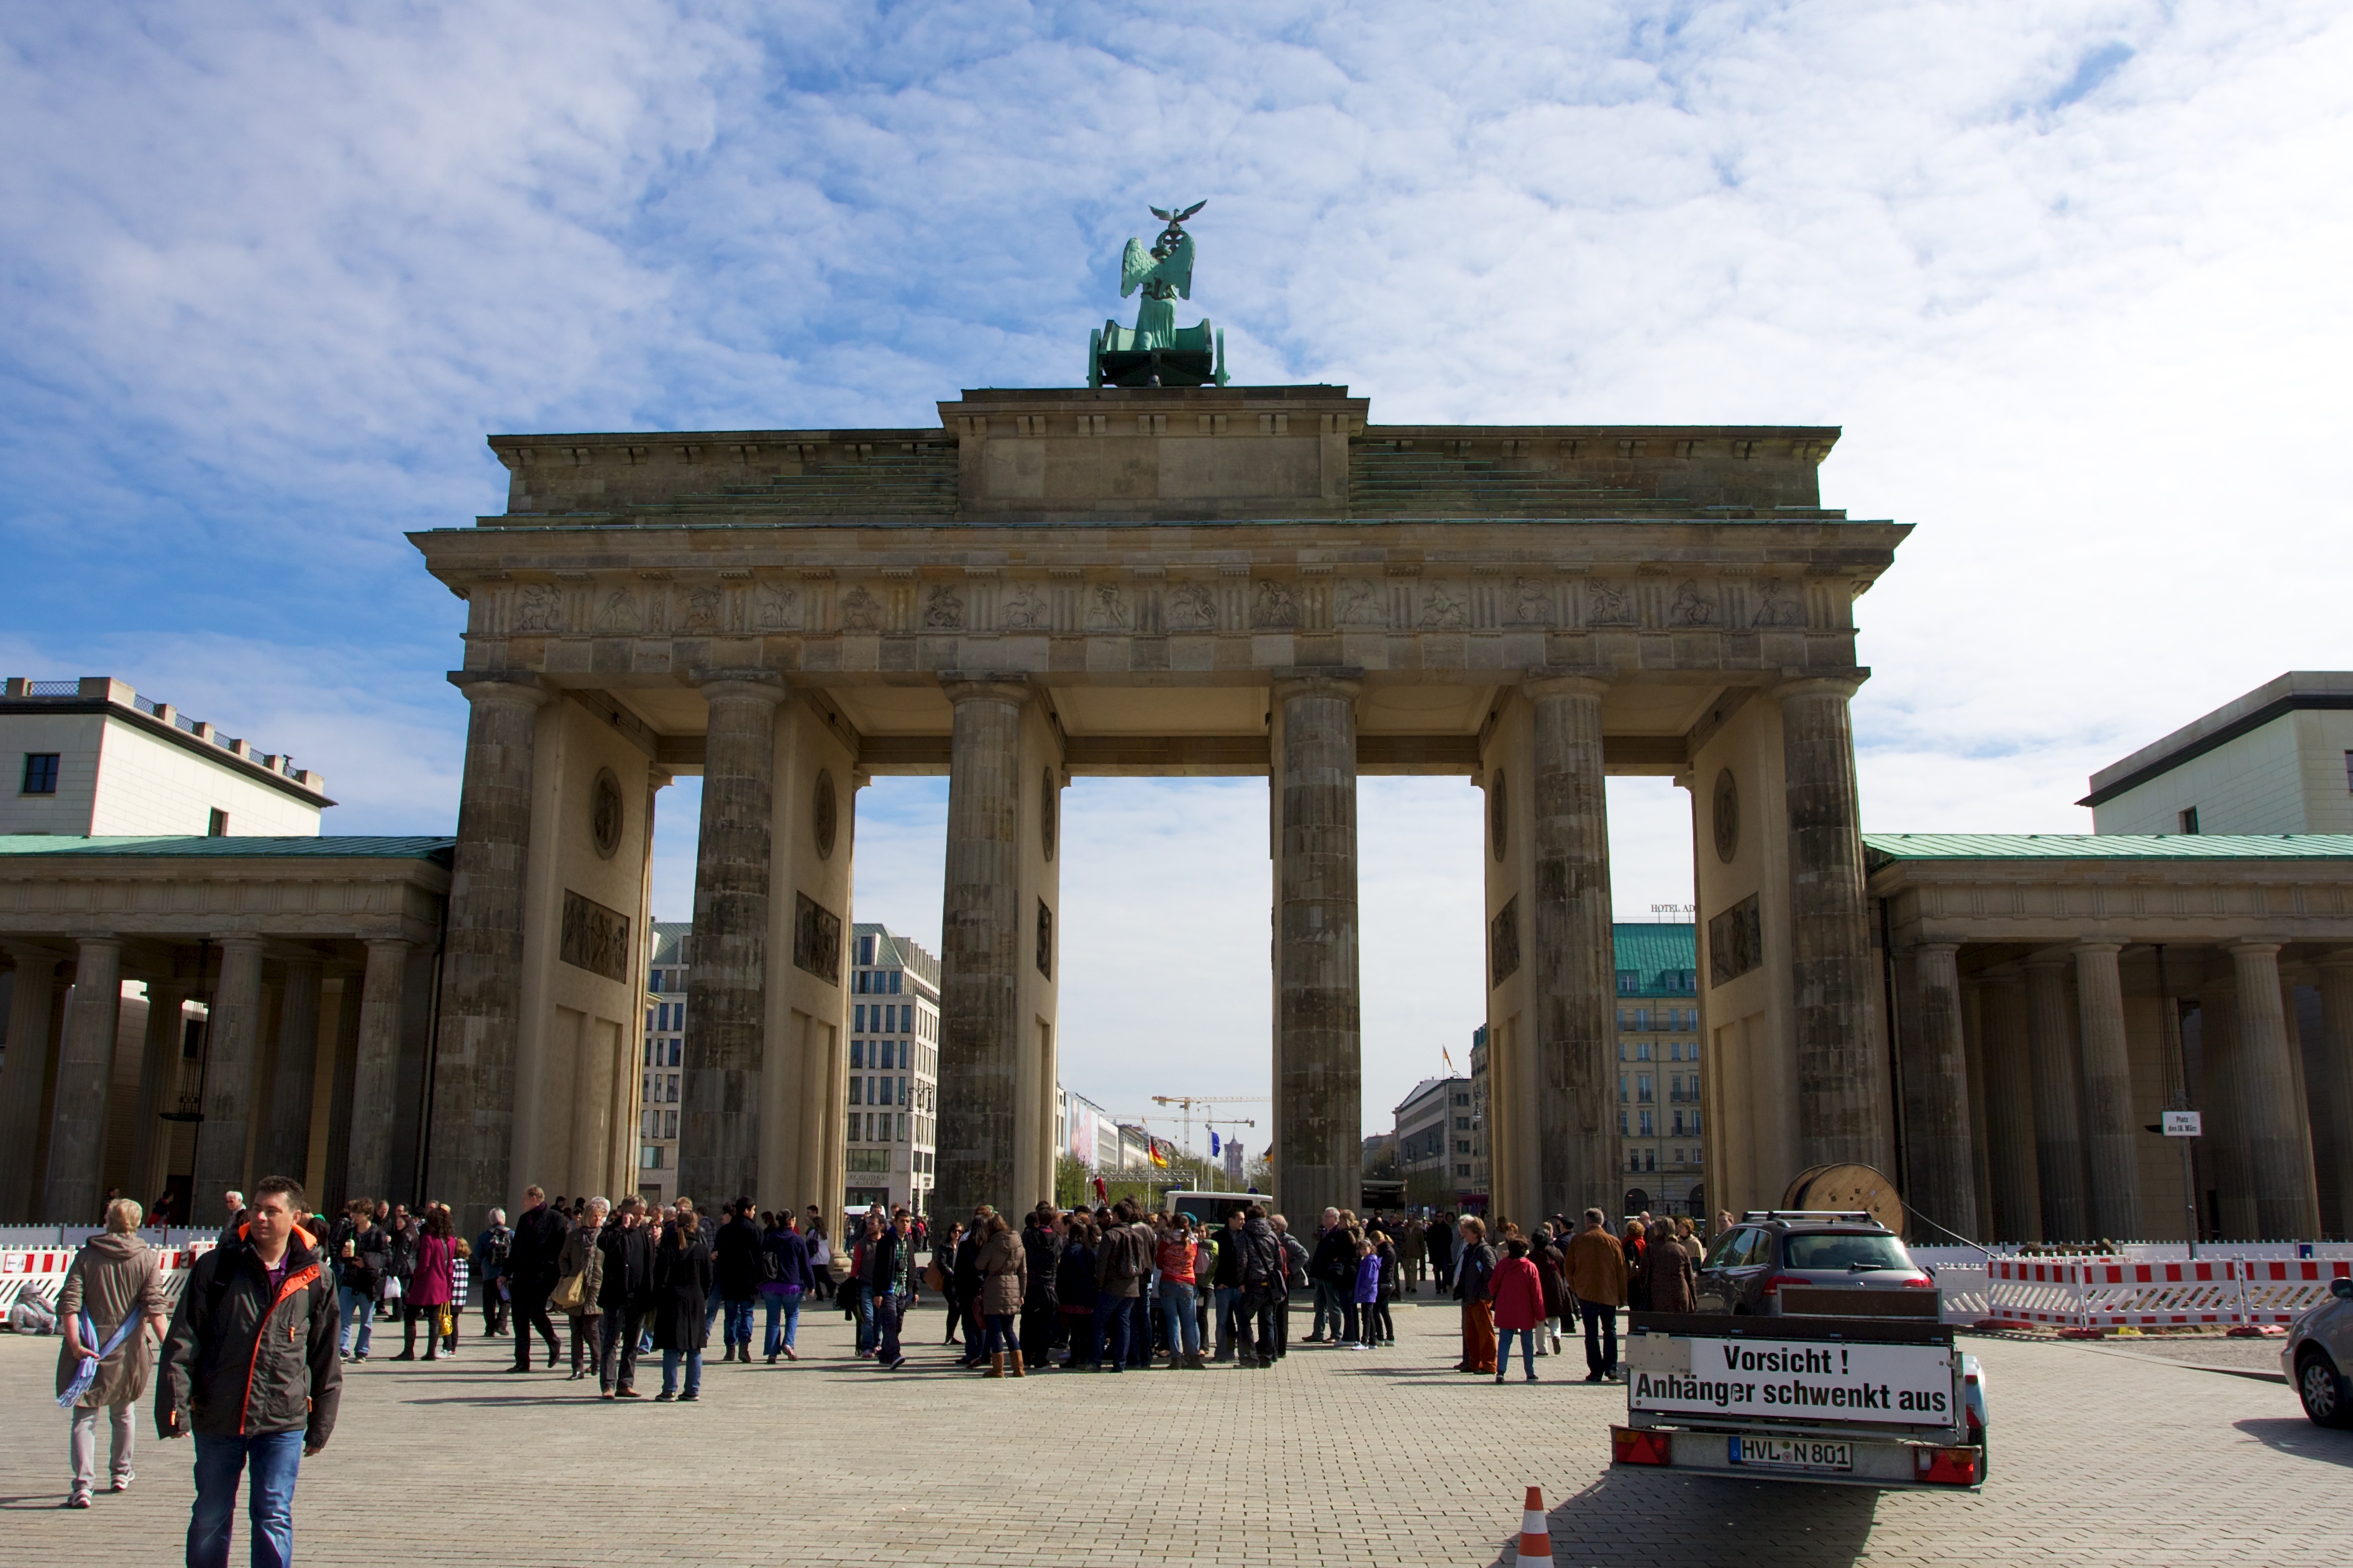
208, 808, 229, 836
2178, 806, 2200, 834
641, 1145, 663, 1169
21, 753, 59, 795
1455, 1164, 1470, 1177
1637, 1073, 1653, 1103
1639, 1110, 1655, 1136
1644, 1147, 1657, 1172
1635, 1041, 1652, 1062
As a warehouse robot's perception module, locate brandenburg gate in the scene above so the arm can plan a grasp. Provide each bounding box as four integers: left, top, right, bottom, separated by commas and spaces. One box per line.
409, 381, 1909, 1231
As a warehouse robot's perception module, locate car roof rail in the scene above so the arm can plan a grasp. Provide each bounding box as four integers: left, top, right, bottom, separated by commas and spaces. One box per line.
1737, 1209, 1883, 1226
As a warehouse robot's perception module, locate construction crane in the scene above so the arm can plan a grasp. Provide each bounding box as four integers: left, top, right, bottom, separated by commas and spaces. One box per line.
1152, 1094, 1269, 1155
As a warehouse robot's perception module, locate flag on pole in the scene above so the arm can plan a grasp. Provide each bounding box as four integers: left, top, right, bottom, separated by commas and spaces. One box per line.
1092, 1175, 1107, 1201
1443, 1046, 1456, 1072
1149, 1137, 1169, 1169
1210, 1130, 1222, 1157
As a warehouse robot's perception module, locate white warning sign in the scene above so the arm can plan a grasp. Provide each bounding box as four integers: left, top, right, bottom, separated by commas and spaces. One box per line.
1627, 1337, 1954, 1428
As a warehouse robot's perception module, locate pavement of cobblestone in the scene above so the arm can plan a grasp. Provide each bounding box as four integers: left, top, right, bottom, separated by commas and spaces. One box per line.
1, 1301, 2346, 1567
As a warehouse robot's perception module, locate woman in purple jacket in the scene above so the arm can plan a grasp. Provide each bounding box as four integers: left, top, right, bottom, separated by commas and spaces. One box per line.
398, 1208, 459, 1361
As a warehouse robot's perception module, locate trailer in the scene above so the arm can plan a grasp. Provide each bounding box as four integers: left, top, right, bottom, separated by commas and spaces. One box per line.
1611, 1302, 1987, 1490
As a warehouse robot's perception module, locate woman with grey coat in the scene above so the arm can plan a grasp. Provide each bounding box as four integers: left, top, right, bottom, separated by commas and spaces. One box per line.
55, 1199, 170, 1507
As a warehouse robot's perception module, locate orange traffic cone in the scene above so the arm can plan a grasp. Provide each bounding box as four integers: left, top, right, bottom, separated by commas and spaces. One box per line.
1517, 1486, 1554, 1567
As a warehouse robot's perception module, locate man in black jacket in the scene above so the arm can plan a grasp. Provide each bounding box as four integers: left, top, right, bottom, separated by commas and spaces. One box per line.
1019, 1206, 1062, 1368
159, 1174, 340, 1568
595, 1196, 656, 1398
712, 1198, 763, 1363
507, 1185, 567, 1372
1234, 1206, 1286, 1369
1307, 1209, 1356, 1345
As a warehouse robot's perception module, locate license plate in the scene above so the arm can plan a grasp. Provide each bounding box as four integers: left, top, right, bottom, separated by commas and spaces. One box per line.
1729, 1436, 1852, 1472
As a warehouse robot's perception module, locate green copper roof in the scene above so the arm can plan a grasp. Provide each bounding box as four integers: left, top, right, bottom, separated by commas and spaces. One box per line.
1863, 832, 2353, 865
1613, 921, 1697, 995
0, 835, 454, 863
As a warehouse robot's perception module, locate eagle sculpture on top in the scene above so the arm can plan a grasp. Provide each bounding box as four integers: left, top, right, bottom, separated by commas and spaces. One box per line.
1090, 201, 1228, 388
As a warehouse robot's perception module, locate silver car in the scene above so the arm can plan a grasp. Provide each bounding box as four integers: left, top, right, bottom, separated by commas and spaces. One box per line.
2282, 1276, 2353, 1428
1693, 1212, 1939, 1316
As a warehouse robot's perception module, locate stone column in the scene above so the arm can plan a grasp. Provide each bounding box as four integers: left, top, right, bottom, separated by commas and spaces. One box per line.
679, 672, 785, 1210
2024, 954, 2090, 1242
318, 970, 364, 1208
262, 957, 323, 1187
345, 939, 412, 1205
935, 678, 1030, 1220
192, 937, 268, 1207
1978, 966, 2041, 1243
0, 947, 63, 1222
1901, 942, 1978, 1238
2073, 942, 2142, 1241
1778, 677, 1884, 1168
43, 937, 125, 1222
428, 675, 549, 1226
2315, 952, 2353, 1240
127, 982, 190, 1211
2198, 970, 2255, 1240
1271, 673, 1362, 1229
1523, 675, 1617, 1219
2224, 941, 2322, 1240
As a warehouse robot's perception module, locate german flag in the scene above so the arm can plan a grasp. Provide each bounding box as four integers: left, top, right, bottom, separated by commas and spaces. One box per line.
1148, 1137, 1169, 1169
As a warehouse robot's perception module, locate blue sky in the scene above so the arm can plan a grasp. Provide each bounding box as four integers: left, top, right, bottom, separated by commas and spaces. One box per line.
4, 1, 2349, 1136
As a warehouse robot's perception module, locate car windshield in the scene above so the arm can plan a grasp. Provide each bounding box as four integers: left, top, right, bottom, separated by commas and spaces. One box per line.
1782, 1232, 1914, 1272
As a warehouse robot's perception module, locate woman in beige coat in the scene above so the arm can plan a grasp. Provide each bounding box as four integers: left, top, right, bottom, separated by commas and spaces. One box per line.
55, 1198, 170, 1507
975, 1215, 1028, 1377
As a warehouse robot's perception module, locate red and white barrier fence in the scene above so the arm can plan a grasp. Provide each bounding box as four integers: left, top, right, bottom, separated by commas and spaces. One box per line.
1982, 1254, 2352, 1330
6, 1241, 468, 1323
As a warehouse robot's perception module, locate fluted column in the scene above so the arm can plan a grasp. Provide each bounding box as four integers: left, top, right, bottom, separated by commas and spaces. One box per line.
2224, 941, 2321, 1240
428, 674, 549, 1227
318, 969, 364, 1210
1778, 677, 1883, 1168
0, 946, 63, 1221
1524, 673, 1615, 1219
936, 678, 1030, 1220
345, 939, 412, 1204
2199, 970, 2255, 1240
678, 672, 786, 1210
192, 937, 268, 1207
43, 937, 124, 1222
1902, 942, 1978, 1238
2024, 954, 2090, 1241
1978, 966, 2041, 1242
1271, 673, 1362, 1229
2316, 952, 2353, 1240
2074, 942, 2142, 1241
127, 982, 190, 1210
262, 957, 323, 1187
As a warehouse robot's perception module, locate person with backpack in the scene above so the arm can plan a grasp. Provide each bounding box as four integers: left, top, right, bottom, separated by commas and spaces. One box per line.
55, 1197, 171, 1508
1233, 1205, 1286, 1369
157, 1175, 341, 1566
1452, 1215, 1498, 1375
1054, 1216, 1099, 1369
1020, 1205, 1063, 1370
472, 1208, 513, 1339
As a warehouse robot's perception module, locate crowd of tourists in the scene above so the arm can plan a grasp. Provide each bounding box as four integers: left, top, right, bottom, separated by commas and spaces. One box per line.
32, 1178, 1712, 1562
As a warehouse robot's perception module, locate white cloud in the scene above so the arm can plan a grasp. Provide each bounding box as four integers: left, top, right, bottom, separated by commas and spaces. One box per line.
6, 0, 2351, 1147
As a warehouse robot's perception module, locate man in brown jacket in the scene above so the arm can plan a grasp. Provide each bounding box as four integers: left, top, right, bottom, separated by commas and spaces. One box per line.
1564, 1206, 1628, 1383
56, 1198, 171, 1506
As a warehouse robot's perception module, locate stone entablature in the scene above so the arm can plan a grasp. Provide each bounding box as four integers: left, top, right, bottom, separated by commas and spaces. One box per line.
485, 386, 1839, 524
0, 838, 449, 946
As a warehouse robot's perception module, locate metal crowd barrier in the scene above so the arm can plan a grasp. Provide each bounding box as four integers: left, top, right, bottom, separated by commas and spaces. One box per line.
4, 1241, 470, 1323
1981, 1254, 2352, 1330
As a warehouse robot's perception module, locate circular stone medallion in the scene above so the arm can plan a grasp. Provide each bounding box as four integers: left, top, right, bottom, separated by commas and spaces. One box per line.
590, 768, 624, 859
1712, 767, 1739, 865
813, 769, 838, 859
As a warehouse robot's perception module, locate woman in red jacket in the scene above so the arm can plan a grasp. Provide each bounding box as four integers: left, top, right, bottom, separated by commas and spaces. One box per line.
398, 1208, 459, 1361
1488, 1236, 1547, 1383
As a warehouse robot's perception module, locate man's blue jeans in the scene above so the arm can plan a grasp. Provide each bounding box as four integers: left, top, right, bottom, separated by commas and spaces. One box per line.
1312, 1279, 1341, 1337
1159, 1281, 1200, 1357
723, 1298, 755, 1352
1126, 1294, 1151, 1368
761, 1292, 802, 1357
874, 1291, 907, 1362
1498, 1326, 1539, 1379
855, 1284, 877, 1355
660, 1347, 703, 1397
336, 1286, 372, 1357
1093, 1294, 1129, 1369
1213, 1284, 1241, 1357
189, 1431, 302, 1568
